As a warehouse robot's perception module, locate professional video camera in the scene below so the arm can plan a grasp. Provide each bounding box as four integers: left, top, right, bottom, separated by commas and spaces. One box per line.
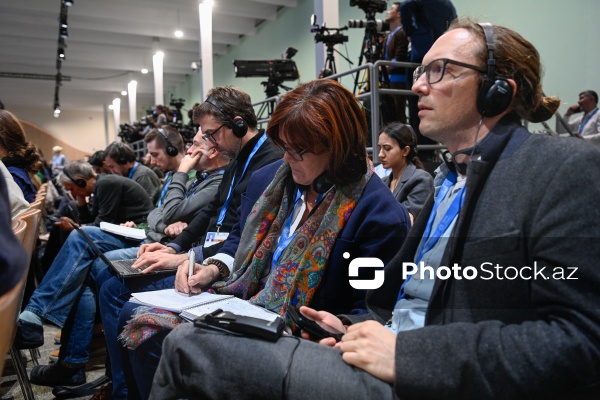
350, 0, 387, 14
233, 59, 299, 82
310, 23, 349, 46
348, 18, 389, 33
169, 95, 185, 124
118, 122, 145, 143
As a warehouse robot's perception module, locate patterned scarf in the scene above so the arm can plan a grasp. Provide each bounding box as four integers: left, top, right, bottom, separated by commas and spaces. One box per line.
211, 162, 372, 317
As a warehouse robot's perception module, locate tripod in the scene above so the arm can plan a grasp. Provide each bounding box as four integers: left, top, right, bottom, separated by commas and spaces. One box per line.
321, 42, 353, 78
352, 16, 385, 94
256, 76, 292, 120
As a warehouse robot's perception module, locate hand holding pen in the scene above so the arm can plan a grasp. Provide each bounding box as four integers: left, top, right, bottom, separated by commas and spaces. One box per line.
187, 248, 195, 297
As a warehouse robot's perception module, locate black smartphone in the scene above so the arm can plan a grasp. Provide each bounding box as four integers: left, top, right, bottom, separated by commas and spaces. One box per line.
287, 307, 344, 342
48, 215, 62, 223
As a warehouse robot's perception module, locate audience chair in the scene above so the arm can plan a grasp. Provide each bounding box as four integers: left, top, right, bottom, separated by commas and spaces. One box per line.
3, 219, 36, 400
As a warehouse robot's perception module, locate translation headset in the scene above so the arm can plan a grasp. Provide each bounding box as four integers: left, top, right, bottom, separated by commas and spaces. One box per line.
476, 23, 513, 117
157, 127, 178, 157
62, 169, 87, 188
204, 96, 248, 138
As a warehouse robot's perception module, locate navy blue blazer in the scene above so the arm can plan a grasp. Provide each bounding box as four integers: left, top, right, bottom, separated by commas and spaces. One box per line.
219, 160, 410, 315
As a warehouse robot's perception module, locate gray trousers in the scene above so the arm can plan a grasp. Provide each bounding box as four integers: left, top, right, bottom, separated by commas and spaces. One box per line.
150, 323, 398, 400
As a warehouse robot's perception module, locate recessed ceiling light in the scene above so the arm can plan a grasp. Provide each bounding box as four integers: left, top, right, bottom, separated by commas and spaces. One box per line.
141, 68, 148, 74
121, 91, 128, 96
174, 30, 183, 38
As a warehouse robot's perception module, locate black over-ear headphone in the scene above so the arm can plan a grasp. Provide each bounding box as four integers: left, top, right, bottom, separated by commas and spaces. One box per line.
476, 23, 513, 117
63, 169, 87, 188
204, 96, 248, 138
157, 127, 178, 157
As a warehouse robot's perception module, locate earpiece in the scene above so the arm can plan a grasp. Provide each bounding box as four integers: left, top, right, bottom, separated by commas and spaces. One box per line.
204, 96, 248, 138
63, 169, 87, 188
476, 23, 513, 117
157, 127, 178, 157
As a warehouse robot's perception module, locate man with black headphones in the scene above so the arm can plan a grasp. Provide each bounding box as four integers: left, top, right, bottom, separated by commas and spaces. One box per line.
142, 126, 187, 206
152, 19, 600, 399
96, 85, 282, 399
104, 141, 161, 203
15, 160, 155, 385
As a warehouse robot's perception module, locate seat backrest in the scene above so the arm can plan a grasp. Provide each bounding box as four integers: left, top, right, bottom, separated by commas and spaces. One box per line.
11, 219, 27, 244
17, 208, 42, 267
0, 221, 29, 376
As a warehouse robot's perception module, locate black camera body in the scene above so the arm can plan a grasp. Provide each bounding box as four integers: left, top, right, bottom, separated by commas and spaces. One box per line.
350, 0, 387, 13
310, 25, 349, 46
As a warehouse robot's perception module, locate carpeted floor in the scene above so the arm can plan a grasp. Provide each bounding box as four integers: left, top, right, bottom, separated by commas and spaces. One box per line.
1, 323, 108, 400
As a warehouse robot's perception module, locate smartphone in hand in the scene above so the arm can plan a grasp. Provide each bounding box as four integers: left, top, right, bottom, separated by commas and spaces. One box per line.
288, 307, 344, 342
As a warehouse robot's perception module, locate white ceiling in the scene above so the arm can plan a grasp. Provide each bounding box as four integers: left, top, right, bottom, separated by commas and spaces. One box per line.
0, 0, 297, 113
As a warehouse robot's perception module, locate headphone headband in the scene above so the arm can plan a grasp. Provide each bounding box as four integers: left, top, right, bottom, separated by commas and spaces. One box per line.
157, 127, 178, 157
63, 168, 86, 188
204, 96, 248, 138
475, 22, 513, 117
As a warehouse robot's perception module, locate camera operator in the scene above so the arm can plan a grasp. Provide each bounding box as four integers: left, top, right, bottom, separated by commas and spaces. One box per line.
148, 105, 168, 128
382, 2, 408, 124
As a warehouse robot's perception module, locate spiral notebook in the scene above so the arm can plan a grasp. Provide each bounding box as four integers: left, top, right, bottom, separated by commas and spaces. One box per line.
129, 288, 279, 322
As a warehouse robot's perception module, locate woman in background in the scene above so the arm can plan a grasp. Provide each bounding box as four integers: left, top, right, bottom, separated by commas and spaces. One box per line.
378, 121, 433, 223
0, 110, 41, 202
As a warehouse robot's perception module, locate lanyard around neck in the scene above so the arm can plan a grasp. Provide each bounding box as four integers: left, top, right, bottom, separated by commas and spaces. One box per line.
216, 134, 268, 228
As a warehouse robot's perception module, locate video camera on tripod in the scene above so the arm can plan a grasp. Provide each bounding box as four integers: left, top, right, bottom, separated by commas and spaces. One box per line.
310, 20, 349, 47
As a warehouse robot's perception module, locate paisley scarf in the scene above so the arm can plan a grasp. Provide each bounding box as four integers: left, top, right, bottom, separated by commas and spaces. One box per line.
211, 162, 372, 317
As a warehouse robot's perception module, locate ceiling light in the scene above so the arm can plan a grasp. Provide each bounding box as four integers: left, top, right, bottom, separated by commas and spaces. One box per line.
57, 47, 66, 61
174, 30, 183, 38
121, 90, 128, 96
141, 68, 148, 74
53, 108, 61, 118
63, 0, 74, 6
60, 25, 68, 38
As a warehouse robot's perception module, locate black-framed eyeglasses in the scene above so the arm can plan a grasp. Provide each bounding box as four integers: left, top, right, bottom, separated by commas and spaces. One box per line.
275, 143, 308, 161
413, 58, 486, 85
202, 123, 226, 144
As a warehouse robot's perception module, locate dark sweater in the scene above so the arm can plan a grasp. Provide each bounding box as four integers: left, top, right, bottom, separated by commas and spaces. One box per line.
169, 130, 283, 253
78, 174, 154, 226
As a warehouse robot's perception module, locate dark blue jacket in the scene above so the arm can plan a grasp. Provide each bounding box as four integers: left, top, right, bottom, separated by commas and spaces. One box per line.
218, 160, 410, 315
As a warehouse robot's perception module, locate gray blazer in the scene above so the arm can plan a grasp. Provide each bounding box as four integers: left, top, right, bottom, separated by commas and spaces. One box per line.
349, 120, 600, 399
382, 163, 433, 219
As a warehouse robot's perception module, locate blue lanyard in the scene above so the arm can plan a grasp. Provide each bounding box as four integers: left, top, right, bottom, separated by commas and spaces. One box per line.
127, 162, 139, 179
185, 169, 225, 198
385, 26, 402, 60
270, 190, 303, 271
397, 171, 466, 300
579, 108, 599, 134
157, 172, 173, 207
216, 134, 268, 228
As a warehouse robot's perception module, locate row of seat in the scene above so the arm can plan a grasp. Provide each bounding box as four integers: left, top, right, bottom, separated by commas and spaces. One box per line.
0, 186, 48, 399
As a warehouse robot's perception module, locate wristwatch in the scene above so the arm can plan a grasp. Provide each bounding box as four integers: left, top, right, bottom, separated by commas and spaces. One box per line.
202, 257, 230, 280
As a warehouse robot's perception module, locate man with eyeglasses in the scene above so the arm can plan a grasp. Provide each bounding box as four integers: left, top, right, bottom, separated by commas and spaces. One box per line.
96, 85, 282, 399
151, 19, 600, 399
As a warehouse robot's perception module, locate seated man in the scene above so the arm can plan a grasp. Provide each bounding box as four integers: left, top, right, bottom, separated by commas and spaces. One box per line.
22, 133, 228, 387
97, 85, 283, 399
152, 20, 600, 400
104, 140, 162, 202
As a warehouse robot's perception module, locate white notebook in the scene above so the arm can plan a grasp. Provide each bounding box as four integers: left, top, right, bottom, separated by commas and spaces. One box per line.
100, 221, 146, 240
129, 288, 279, 322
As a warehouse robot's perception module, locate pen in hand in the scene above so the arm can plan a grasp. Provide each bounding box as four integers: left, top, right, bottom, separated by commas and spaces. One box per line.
188, 249, 195, 297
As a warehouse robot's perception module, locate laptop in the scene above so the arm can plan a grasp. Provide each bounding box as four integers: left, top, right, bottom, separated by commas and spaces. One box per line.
69, 220, 175, 278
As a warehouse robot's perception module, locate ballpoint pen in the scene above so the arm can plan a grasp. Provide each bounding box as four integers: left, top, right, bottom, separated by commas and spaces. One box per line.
188, 248, 195, 297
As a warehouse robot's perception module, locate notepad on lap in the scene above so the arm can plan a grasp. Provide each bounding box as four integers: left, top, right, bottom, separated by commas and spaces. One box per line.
129, 288, 279, 322
100, 222, 146, 240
